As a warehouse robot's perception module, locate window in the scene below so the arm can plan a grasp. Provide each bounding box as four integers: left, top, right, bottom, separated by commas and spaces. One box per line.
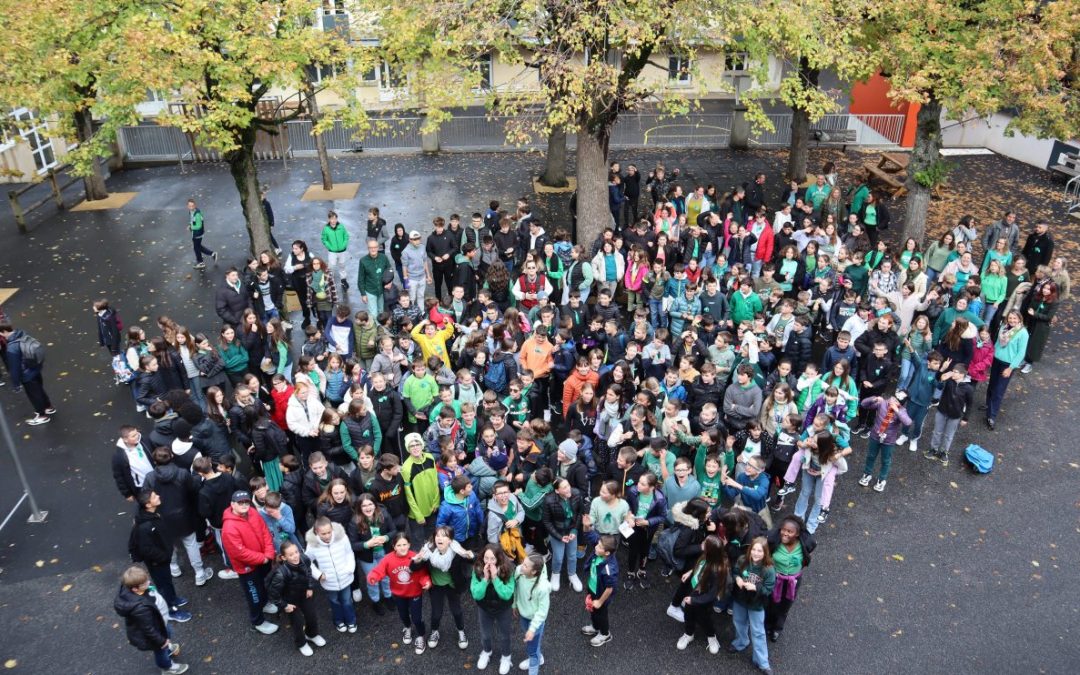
471, 55, 493, 91
724, 52, 748, 72
379, 62, 406, 90
668, 55, 692, 84
11, 109, 55, 174
310, 63, 339, 84
321, 0, 346, 14
359, 65, 378, 86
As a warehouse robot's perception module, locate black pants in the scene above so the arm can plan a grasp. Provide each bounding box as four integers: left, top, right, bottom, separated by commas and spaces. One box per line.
22, 375, 52, 415
529, 378, 548, 419
622, 196, 640, 230
395, 595, 426, 636
147, 562, 179, 608
429, 584, 465, 632
192, 236, 214, 263
285, 596, 320, 648
239, 564, 270, 625
765, 596, 795, 634
683, 602, 716, 638
432, 263, 454, 300
523, 518, 548, 554
590, 599, 611, 634
865, 225, 879, 249
293, 280, 313, 326
623, 525, 649, 573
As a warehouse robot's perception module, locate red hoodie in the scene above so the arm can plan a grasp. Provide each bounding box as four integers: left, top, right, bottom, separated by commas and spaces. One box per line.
221, 507, 274, 575
366, 550, 430, 599
270, 384, 294, 430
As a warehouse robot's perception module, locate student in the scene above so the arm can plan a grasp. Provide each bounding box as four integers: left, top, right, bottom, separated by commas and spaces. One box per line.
514, 552, 552, 675
367, 532, 432, 654
113, 564, 189, 674
436, 474, 485, 547
267, 540, 326, 657
128, 489, 190, 623
764, 516, 815, 643
143, 448, 213, 587
857, 392, 913, 493
470, 544, 517, 673
186, 198, 216, 269
926, 362, 974, 466
305, 516, 357, 634
412, 525, 474, 651
622, 472, 668, 589
674, 534, 728, 655
348, 493, 397, 613
579, 532, 619, 647
221, 490, 280, 635
401, 432, 441, 544
541, 477, 586, 592
729, 537, 777, 672
370, 454, 409, 532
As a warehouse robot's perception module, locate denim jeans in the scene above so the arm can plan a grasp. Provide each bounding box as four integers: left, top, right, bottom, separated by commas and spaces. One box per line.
983, 302, 999, 326
187, 375, 207, 408
395, 595, 425, 635
326, 586, 357, 627
863, 438, 895, 480
902, 402, 930, 441
153, 643, 174, 670
898, 358, 916, 391
326, 251, 348, 282
239, 564, 270, 625
648, 297, 667, 329
359, 551, 391, 601
793, 472, 823, 534
407, 279, 427, 307
731, 601, 770, 670
261, 308, 281, 324
548, 532, 579, 578
364, 292, 385, 315
519, 616, 545, 675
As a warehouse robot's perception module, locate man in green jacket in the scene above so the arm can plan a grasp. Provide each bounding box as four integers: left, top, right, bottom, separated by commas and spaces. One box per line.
321, 210, 351, 290
401, 432, 440, 543
356, 239, 391, 314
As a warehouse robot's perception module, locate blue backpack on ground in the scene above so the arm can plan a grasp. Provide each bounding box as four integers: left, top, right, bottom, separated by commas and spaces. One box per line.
484, 357, 509, 395
964, 444, 994, 473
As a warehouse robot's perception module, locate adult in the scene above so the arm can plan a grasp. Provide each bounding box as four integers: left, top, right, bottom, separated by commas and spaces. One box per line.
982, 211, 1021, 259
356, 239, 392, 315
1020, 278, 1059, 374
187, 198, 217, 269
1022, 222, 1054, 275
512, 259, 553, 312
221, 490, 280, 635
985, 310, 1028, 430
427, 217, 458, 300
1, 323, 55, 426
284, 240, 315, 329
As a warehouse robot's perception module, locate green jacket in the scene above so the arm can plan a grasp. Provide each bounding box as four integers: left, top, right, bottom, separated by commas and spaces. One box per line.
730, 290, 763, 325
354, 320, 379, 359
189, 209, 204, 234
518, 477, 553, 522
402, 452, 440, 521
356, 253, 390, 295
849, 183, 870, 217
321, 223, 350, 253
513, 565, 551, 632
218, 343, 249, 373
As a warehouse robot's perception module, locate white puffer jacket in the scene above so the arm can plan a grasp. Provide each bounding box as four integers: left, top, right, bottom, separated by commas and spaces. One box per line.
305, 522, 356, 591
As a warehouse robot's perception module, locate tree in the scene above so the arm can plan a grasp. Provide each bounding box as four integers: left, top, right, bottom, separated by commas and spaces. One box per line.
126, 0, 371, 253
738, 0, 878, 183
0, 0, 153, 199
874, 0, 1080, 243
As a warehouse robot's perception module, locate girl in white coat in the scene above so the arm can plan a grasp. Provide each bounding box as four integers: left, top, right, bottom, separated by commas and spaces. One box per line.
306, 517, 358, 632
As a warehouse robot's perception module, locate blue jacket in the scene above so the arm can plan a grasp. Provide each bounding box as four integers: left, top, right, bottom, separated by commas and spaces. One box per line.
625, 486, 668, 532
722, 470, 770, 513
583, 529, 620, 596
435, 484, 484, 542
3, 330, 41, 383
902, 357, 939, 407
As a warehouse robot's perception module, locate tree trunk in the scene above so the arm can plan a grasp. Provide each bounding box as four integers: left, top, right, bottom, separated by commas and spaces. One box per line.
307, 87, 334, 191
74, 108, 109, 200
902, 96, 943, 245
785, 60, 818, 184
540, 125, 569, 188
228, 126, 271, 255
575, 126, 611, 246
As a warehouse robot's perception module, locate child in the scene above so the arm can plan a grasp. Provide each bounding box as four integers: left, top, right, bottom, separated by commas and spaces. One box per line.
301, 325, 328, 365
502, 379, 530, 430
412, 525, 474, 651
925, 362, 974, 467
350, 445, 377, 494
114, 563, 189, 674
580, 532, 619, 647
305, 516, 357, 633
266, 540, 326, 657
367, 532, 432, 654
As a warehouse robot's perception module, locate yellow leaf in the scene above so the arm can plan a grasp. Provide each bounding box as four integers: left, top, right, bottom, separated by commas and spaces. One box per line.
4, 659, 17, 669
949, 481, 958, 489
892, 554, 904, 561
61, 584, 73, 592
91, 565, 103, 573
35, 560, 44, 568
1031, 560, 1040, 567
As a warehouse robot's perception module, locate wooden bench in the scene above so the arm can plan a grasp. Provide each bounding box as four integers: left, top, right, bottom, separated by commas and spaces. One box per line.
1050, 152, 1080, 178
863, 162, 907, 197
811, 128, 858, 150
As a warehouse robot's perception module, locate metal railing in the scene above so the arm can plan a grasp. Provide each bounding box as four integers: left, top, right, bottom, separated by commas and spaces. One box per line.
118, 111, 904, 161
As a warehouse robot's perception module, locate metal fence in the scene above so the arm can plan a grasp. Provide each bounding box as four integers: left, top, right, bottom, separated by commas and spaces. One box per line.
118, 112, 903, 162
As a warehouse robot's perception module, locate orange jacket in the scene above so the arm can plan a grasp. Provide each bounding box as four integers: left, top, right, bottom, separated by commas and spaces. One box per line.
562, 369, 600, 417
519, 335, 555, 379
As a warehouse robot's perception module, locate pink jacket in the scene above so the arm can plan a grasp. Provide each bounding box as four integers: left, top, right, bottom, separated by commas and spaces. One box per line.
967, 341, 994, 382
624, 262, 648, 292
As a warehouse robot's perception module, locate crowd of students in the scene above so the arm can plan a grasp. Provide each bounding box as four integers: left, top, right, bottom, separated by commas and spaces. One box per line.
100, 162, 1071, 675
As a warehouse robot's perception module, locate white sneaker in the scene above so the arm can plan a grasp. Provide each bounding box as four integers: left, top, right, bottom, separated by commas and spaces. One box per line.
568, 574, 583, 592
896, 435, 909, 446
309, 635, 326, 647
580, 624, 598, 636
589, 633, 612, 647
428, 630, 440, 649
550, 573, 561, 592
299, 643, 313, 656
414, 636, 426, 655
352, 589, 363, 603
253, 621, 278, 635
1020, 362, 1033, 374
707, 636, 720, 654
281, 320, 294, 330
477, 650, 492, 670
162, 663, 189, 674
666, 605, 685, 622
458, 630, 468, 650
874, 480, 887, 492
195, 568, 214, 586
170, 565, 182, 578
858, 473, 873, 487
499, 655, 512, 674
677, 634, 694, 650
402, 627, 412, 645
909, 438, 919, 452
217, 569, 238, 580
263, 603, 278, 615
519, 655, 545, 671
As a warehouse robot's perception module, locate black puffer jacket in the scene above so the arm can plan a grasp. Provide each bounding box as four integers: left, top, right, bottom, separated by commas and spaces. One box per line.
267, 554, 317, 607
251, 418, 289, 464
143, 463, 198, 537
128, 509, 173, 566
114, 585, 168, 651
540, 489, 585, 539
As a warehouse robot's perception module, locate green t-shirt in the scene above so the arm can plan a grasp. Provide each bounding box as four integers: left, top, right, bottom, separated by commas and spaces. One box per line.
772, 542, 803, 575
635, 492, 653, 518
590, 497, 630, 535
699, 473, 721, 506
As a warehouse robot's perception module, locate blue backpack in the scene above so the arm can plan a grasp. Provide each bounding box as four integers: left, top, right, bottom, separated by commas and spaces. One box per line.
964, 444, 994, 474
483, 357, 509, 395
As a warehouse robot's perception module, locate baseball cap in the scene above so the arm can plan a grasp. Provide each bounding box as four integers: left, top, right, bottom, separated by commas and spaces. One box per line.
409, 230, 421, 239
231, 490, 252, 503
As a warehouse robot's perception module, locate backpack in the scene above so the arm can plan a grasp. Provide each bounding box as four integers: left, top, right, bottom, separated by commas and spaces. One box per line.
18, 334, 45, 368
656, 525, 685, 571
964, 444, 994, 474
483, 357, 509, 394
112, 353, 136, 385
579, 436, 598, 479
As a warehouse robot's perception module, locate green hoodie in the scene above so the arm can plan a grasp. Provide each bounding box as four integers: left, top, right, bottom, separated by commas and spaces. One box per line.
513, 564, 551, 632
518, 477, 553, 522
402, 452, 440, 521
